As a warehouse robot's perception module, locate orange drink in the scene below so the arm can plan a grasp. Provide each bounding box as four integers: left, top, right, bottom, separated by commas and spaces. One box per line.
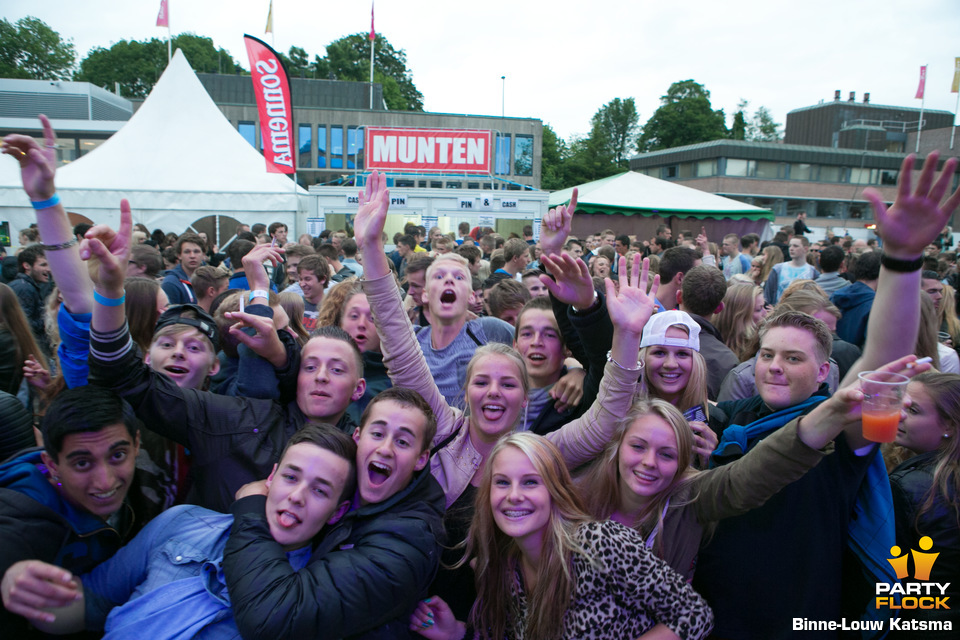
858, 371, 908, 444
861, 410, 900, 443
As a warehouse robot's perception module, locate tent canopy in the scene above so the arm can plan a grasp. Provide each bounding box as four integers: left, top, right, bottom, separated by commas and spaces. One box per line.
1, 49, 307, 241
549, 171, 774, 221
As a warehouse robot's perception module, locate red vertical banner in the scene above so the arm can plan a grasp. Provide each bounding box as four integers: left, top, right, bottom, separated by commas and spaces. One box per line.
370, 1, 376, 40
915, 65, 927, 99
244, 35, 295, 174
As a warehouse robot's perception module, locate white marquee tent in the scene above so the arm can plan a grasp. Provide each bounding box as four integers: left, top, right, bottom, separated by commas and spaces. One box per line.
1, 49, 307, 243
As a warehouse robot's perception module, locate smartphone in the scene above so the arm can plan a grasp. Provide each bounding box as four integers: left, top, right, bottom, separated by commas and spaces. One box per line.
683, 405, 707, 423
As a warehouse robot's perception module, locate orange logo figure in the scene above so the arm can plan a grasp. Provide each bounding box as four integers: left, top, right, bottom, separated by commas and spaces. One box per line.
887, 546, 910, 580
911, 536, 939, 581
887, 536, 939, 581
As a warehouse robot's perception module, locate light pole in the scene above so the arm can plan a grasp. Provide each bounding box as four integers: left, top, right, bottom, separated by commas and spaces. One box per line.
498, 75, 506, 189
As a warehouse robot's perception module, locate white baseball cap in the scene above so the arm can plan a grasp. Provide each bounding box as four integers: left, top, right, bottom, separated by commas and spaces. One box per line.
640, 310, 701, 351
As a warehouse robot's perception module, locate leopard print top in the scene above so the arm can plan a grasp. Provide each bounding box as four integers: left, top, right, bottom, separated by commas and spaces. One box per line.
509, 520, 714, 639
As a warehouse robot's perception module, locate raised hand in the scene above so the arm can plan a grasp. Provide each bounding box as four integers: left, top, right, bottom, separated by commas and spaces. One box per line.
690, 420, 718, 467
241, 242, 284, 293
605, 254, 659, 335
225, 310, 287, 368
1, 114, 57, 201
864, 152, 960, 259
539, 187, 577, 257
539, 252, 595, 310
550, 366, 586, 412
353, 170, 390, 253
79, 199, 133, 293
23, 355, 51, 390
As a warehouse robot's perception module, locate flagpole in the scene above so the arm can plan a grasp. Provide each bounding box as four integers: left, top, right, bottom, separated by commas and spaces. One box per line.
951, 90, 959, 150
369, 2, 375, 110
167, 22, 172, 62
916, 63, 927, 154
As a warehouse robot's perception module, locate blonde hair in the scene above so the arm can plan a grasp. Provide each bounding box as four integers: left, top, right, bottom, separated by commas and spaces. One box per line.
578, 400, 700, 559
915, 292, 942, 371
715, 282, 763, 362
315, 277, 359, 328
938, 285, 960, 347
465, 433, 593, 640
758, 246, 782, 285
278, 291, 309, 346
425, 253, 470, 281
780, 278, 827, 300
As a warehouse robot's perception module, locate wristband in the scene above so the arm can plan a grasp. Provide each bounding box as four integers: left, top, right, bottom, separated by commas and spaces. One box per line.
248, 289, 269, 302
30, 194, 61, 210
94, 290, 126, 307
41, 237, 79, 251
607, 350, 644, 372
571, 290, 599, 314
879, 253, 924, 273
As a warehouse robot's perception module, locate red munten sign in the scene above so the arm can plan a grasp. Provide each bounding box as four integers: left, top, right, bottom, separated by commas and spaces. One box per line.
244, 35, 295, 174
366, 127, 492, 174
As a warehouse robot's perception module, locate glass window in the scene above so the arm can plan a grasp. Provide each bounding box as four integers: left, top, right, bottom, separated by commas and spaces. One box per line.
514, 135, 533, 176
467, 182, 480, 189
495, 134, 511, 175
395, 179, 415, 187
678, 163, 694, 178
696, 160, 715, 177
317, 125, 327, 168
298, 125, 312, 169
347, 126, 364, 169
725, 159, 754, 177
239, 122, 257, 150
662, 165, 678, 179
78, 139, 105, 157
848, 167, 872, 185
431, 181, 443, 189
820, 166, 841, 182
418, 180, 428, 188
446, 181, 461, 189
880, 169, 898, 185
791, 163, 813, 180
755, 161, 779, 179
331, 126, 343, 169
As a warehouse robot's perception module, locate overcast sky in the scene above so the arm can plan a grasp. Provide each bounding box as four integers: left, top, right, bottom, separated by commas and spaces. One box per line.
5, 0, 960, 145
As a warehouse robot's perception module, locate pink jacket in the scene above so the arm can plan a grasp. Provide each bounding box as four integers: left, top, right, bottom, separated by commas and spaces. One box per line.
363, 273, 640, 508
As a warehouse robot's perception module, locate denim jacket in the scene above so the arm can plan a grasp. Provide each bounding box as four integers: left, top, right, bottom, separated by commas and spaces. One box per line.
82, 504, 309, 639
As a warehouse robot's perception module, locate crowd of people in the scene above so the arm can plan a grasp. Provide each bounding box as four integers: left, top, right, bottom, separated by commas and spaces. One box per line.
0, 115, 959, 639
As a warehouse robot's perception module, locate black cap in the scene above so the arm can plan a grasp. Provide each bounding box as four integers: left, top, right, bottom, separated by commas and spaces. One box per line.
154, 304, 219, 351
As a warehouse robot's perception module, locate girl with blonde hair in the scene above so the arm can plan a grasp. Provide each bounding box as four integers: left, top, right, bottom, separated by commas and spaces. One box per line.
410, 432, 715, 640
714, 282, 766, 362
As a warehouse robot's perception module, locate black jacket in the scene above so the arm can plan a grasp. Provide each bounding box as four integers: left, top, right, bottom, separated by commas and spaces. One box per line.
223, 467, 445, 639
0, 449, 135, 639
88, 321, 355, 512
889, 452, 959, 636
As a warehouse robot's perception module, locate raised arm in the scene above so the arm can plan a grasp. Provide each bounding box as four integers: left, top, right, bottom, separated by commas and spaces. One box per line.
538, 187, 576, 257
842, 152, 960, 447
2, 115, 93, 314
547, 255, 658, 466
354, 172, 461, 441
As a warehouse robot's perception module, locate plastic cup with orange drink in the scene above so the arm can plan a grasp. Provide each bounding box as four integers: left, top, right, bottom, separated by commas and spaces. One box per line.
857, 371, 909, 443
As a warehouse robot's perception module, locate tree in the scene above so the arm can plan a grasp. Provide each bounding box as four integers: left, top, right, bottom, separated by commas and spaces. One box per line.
590, 97, 639, 169
0, 16, 76, 80
747, 106, 782, 142
76, 34, 241, 98
540, 124, 568, 191
313, 34, 423, 111
730, 99, 748, 140
637, 80, 727, 152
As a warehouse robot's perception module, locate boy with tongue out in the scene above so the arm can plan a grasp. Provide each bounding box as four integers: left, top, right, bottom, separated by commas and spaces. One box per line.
1, 424, 357, 639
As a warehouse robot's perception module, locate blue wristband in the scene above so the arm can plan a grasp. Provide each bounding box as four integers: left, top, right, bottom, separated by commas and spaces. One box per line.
94, 290, 126, 307
30, 194, 61, 210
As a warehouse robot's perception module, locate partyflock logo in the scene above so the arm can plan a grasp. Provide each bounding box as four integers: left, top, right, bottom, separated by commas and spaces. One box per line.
876, 536, 950, 611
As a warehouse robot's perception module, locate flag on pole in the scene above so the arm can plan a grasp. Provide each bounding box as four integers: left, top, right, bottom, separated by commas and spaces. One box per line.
370, 2, 376, 40
915, 65, 927, 99
952, 58, 960, 93
265, 0, 274, 34
156, 0, 169, 27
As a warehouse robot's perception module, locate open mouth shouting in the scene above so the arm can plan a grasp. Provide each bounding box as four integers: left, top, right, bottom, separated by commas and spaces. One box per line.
368, 460, 392, 487
439, 289, 457, 305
